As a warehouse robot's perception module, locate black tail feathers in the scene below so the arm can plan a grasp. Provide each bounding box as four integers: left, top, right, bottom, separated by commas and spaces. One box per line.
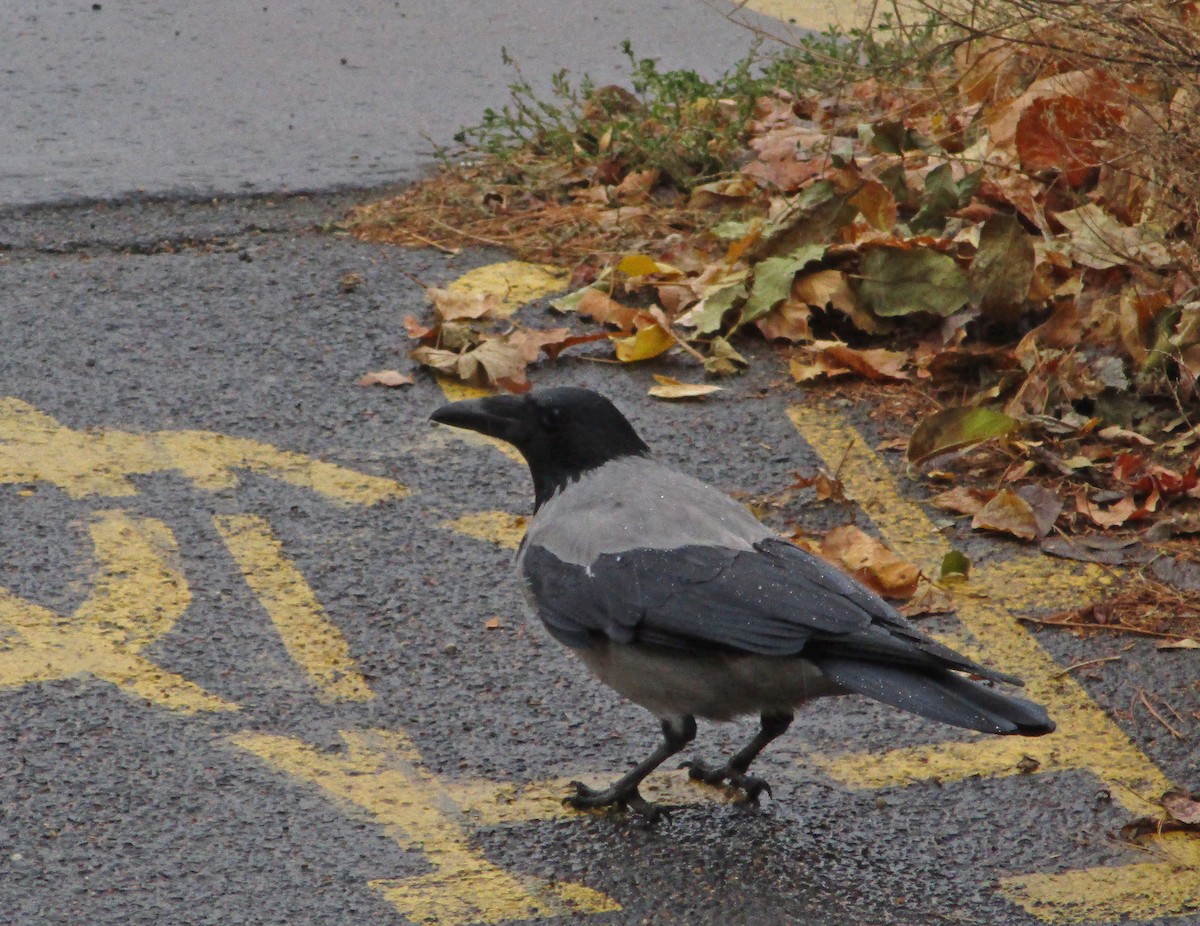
813, 657, 1055, 736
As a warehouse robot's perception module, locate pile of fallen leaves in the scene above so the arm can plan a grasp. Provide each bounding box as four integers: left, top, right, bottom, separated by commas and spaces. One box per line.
354, 10, 1200, 635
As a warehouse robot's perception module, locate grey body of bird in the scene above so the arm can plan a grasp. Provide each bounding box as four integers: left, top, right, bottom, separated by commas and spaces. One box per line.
431, 387, 1054, 819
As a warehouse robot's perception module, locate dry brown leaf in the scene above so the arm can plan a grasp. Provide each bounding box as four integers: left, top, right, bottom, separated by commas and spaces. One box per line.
427, 286, 503, 321
932, 486, 992, 516
1157, 637, 1200, 651
614, 169, 660, 205
358, 370, 414, 388
820, 525, 920, 599
791, 470, 849, 503
576, 288, 640, 331
1016, 94, 1121, 187
647, 375, 723, 400
819, 342, 910, 382
755, 297, 812, 342
971, 488, 1041, 540
1162, 791, 1200, 826
1075, 489, 1155, 529
1015, 484, 1064, 536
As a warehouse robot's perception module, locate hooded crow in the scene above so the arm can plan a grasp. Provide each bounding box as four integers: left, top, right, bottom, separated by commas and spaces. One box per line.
432, 387, 1054, 819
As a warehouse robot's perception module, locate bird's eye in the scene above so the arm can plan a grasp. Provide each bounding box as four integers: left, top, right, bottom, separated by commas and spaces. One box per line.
539, 407, 562, 429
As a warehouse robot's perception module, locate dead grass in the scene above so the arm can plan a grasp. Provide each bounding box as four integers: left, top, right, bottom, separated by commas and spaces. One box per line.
346, 157, 736, 267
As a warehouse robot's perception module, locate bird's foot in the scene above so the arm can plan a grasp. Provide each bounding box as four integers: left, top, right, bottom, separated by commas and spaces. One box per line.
679, 760, 772, 801
565, 780, 667, 822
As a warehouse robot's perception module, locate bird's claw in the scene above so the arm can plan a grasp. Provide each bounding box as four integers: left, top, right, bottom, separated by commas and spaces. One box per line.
680, 760, 772, 802
564, 781, 667, 822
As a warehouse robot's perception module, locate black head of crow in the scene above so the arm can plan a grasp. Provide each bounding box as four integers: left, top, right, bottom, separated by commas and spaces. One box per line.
432, 386, 1054, 821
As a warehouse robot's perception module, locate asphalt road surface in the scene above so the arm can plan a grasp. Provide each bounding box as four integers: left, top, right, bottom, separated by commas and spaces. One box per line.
1, 195, 1197, 926
1, 2, 1198, 925
1, 0, 800, 206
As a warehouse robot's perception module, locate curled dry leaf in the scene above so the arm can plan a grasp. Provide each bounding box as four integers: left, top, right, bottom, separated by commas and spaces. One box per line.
613, 323, 674, 362
790, 340, 909, 383
1075, 489, 1156, 529
932, 486, 992, 517
1162, 791, 1200, 826
971, 487, 1041, 540
426, 286, 503, 321
791, 469, 849, 503
820, 525, 920, 600
647, 374, 723, 401
1156, 637, 1200, 651
358, 370, 414, 388
1015, 484, 1064, 536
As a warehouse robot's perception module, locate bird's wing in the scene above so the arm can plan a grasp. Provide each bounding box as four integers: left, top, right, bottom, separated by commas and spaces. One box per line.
521, 537, 1019, 685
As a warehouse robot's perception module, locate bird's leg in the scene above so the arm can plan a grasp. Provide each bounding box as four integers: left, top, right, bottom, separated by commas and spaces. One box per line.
682, 711, 793, 800
567, 715, 697, 821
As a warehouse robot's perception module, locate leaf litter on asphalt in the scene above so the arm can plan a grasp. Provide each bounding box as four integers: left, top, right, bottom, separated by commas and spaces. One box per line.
350, 15, 1200, 641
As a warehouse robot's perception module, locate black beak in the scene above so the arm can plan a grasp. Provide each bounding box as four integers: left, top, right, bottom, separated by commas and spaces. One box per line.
429, 394, 531, 446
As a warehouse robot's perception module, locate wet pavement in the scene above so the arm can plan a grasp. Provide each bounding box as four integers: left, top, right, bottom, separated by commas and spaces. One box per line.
1, 0, 787, 206
0, 193, 1197, 926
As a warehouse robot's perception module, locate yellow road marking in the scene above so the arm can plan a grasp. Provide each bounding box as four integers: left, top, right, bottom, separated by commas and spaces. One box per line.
230, 728, 620, 923
786, 403, 1191, 922
440, 511, 528, 550
0, 398, 408, 504
737, 0, 926, 33
1002, 833, 1200, 924
213, 514, 374, 703
445, 260, 570, 316
448, 772, 733, 827
0, 509, 237, 713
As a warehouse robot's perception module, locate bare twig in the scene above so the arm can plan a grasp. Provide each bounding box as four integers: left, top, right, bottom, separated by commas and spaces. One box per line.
1018, 616, 1184, 639
1137, 687, 1185, 739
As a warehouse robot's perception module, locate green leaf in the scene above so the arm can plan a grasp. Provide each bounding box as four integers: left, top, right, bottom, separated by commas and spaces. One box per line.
549, 285, 593, 314
858, 247, 970, 318
907, 406, 1018, 465
741, 244, 826, 324
712, 219, 757, 240
752, 182, 855, 258
704, 336, 748, 376
910, 163, 959, 232
688, 280, 747, 334
956, 168, 983, 203
970, 213, 1035, 322
940, 550, 971, 580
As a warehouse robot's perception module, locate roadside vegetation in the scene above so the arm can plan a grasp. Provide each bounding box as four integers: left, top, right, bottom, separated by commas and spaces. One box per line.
348, 2, 1200, 651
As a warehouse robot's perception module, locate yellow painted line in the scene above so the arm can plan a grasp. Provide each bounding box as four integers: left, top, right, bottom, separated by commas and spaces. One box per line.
0, 509, 237, 713
440, 511, 528, 550
0, 397, 408, 504
787, 404, 1190, 922
155, 430, 407, 504
213, 514, 373, 703
447, 771, 733, 827
1001, 833, 1200, 924
738, 0, 927, 33
230, 728, 619, 923
445, 260, 570, 317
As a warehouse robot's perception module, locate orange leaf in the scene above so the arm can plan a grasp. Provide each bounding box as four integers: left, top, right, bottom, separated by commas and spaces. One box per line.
1016, 95, 1122, 187
576, 289, 639, 332
820, 525, 920, 599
